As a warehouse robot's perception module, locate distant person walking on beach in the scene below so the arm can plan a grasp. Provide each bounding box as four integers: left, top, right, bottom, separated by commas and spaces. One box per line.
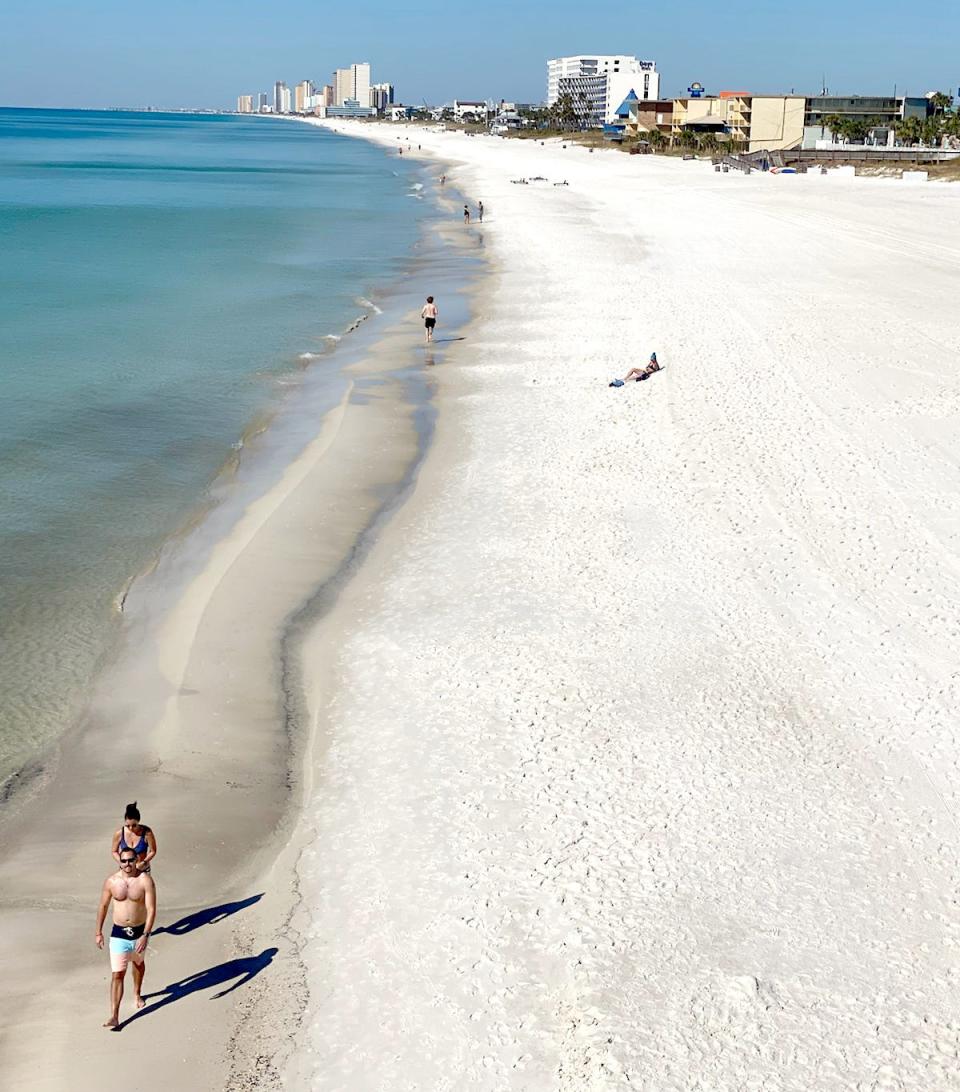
463, 204, 470, 224
421, 296, 438, 342
95, 850, 156, 1028
112, 801, 157, 874
478, 201, 484, 222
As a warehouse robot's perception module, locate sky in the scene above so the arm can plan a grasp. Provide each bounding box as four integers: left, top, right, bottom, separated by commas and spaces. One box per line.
1, 0, 957, 110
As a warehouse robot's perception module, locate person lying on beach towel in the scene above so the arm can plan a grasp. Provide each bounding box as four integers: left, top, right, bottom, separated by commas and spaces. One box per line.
610, 353, 661, 386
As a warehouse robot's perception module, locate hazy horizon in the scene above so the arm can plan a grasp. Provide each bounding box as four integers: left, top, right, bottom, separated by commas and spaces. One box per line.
2, 0, 957, 111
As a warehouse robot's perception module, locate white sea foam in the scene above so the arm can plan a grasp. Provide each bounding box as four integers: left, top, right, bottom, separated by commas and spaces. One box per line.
356, 297, 383, 314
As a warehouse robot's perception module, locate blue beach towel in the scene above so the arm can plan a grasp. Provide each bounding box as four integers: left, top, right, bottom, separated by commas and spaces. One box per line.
609, 379, 624, 387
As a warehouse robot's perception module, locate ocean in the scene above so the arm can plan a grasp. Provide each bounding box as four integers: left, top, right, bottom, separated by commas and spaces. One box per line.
0, 108, 431, 787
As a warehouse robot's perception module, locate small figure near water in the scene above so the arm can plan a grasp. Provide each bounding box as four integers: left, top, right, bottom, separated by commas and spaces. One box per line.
463, 204, 470, 224
95, 849, 156, 1028
478, 201, 484, 222
421, 296, 438, 342
112, 801, 157, 874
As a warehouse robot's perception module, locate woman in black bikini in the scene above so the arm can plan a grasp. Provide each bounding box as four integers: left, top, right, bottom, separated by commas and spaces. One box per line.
111, 801, 157, 873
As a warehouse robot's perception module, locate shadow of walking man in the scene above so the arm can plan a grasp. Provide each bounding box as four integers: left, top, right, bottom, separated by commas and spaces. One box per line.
153, 894, 263, 937
119, 947, 278, 1030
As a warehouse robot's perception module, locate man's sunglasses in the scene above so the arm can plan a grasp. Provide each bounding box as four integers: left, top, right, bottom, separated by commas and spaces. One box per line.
120, 858, 137, 865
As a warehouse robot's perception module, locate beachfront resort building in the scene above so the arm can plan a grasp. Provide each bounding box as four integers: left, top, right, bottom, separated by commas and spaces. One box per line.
294, 80, 314, 113
334, 64, 371, 108
273, 81, 291, 114
370, 83, 395, 113
236, 95, 254, 114
665, 93, 806, 151
802, 94, 930, 146
452, 100, 488, 121
547, 55, 660, 126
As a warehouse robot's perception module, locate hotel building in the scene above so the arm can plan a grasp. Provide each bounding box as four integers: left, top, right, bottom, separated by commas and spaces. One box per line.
236, 95, 253, 113
546, 55, 660, 125
667, 93, 806, 151
370, 82, 395, 113
334, 63, 371, 108
273, 81, 291, 114
294, 80, 314, 113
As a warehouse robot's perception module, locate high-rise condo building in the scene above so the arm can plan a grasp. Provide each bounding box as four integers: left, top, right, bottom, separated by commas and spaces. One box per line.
280, 85, 292, 113
546, 55, 660, 125
295, 80, 314, 113
322, 84, 334, 107
237, 95, 254, 113
258, 92, 269, 112
273, 81, 289, 113
333, 68, 351, 107
352, 64, 371, 111
370, 82, 395, 113
334, 63, 372, 107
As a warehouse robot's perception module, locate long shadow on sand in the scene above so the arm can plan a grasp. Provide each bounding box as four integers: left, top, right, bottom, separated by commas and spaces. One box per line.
153, 894, 263, 937
118, 947, 278, 1030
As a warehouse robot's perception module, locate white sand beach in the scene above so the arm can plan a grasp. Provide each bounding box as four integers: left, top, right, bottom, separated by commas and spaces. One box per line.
2, 121, 960, 1091
281, 122, 960, 1089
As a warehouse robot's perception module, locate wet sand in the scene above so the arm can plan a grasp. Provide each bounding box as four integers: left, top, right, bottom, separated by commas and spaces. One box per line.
0, 190, 480, 1089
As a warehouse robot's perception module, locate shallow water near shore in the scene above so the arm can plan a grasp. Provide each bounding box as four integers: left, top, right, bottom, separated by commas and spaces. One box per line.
0, 108, 435, 788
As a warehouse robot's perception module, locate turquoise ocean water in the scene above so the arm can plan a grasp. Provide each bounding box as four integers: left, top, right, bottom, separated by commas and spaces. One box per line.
0, 108, 429, 785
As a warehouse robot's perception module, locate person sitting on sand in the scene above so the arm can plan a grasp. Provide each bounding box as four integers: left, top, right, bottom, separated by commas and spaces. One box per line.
622, 353, 661, 382
95, 848, 156, 1028
112, 801, 157, 874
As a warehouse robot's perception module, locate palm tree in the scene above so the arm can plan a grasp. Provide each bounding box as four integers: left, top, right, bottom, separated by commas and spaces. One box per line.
549, 92, 577, 132
821, 113, 845, 142
677, 128, 698, 149
699, 133, 719, 155
921, 116, 944, 147
646, 129, 666, 152
929, 91, 954, 116
895, 115, 924, 147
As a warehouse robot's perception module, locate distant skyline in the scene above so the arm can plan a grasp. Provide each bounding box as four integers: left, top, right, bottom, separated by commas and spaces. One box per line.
2, 0, 957, 110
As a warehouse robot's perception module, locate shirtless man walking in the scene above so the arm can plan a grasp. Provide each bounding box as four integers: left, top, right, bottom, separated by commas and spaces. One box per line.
95, 848, 157, 1028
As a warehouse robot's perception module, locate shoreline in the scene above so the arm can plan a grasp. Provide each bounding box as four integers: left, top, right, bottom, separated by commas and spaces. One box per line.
3, 114, 959, 1090
0, 133, 483, 1089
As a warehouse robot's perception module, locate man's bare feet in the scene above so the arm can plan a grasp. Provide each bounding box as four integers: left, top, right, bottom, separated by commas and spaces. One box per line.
103, 1016, 119, 1029
135, 995, 146, 1010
